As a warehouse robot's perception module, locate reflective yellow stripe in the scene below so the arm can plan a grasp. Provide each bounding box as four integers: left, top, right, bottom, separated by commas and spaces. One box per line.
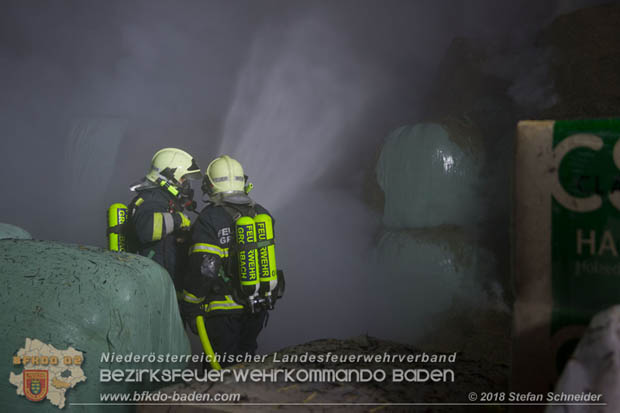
205, 295, 243, 312
135, 197, 144, 206
152, 213, 163, 241
189, 243, 229, 257
206, 304, 243, 312
182, 289, 205, 304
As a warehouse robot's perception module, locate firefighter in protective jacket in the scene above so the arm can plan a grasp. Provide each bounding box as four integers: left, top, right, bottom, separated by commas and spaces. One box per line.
180, 155, 274, 363
127, 148, 201, 286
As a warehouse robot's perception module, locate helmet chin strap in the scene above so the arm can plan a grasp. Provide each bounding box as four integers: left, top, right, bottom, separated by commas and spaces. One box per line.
244, 174, 253, 194
179, 183, 196, 212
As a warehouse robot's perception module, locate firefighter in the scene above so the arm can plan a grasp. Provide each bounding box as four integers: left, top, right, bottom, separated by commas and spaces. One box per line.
126, 148, 201, 288
180, 155, 275, 366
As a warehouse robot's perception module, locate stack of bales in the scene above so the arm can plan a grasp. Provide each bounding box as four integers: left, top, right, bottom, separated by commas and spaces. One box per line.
372, 122, 496, 344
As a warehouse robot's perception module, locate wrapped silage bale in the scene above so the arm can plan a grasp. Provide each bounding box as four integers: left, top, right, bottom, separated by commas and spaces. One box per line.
371, 227, 495, 343
376, 122, 483, 229
0, 239, 190, 413
0, 223, 31, 240
372, 121, 496, 344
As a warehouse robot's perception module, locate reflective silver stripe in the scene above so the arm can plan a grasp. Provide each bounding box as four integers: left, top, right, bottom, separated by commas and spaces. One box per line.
183, 295, 204, 304
181, 289, 205, 304
208, 302, 240, 309
205, 295, 243, 312
189, 243, 229, 257
163, 212, 175, 235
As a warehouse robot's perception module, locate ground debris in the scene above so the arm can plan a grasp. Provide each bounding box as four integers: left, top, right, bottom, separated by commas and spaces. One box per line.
140, 336, 508, 413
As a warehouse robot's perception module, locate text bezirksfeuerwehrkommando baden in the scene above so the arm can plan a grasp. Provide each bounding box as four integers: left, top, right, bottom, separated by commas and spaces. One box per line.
100, 367, 455, 384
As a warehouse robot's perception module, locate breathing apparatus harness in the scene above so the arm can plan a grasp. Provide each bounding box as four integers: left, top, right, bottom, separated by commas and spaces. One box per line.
204, 175, 283, 314
221, 201, 278, 313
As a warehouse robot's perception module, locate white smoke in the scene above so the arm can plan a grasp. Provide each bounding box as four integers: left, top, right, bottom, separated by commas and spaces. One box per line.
219, 16, 370, 207
216, 15, 382, 351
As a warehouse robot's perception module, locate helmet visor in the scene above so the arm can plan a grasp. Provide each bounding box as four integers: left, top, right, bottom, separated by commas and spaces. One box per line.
182, 158, 202, 180
182, 170, 202, 181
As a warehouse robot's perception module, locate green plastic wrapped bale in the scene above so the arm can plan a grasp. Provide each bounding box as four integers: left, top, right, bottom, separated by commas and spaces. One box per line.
376, 123, 483, 228
0, 239, 191, 413
0, 223, 32, 240
371, 226, 496, 344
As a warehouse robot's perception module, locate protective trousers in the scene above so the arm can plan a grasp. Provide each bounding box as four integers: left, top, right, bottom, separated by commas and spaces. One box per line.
203, 311, 267, 368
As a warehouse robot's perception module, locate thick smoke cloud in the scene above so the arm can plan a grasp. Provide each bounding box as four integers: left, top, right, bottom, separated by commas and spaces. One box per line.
0, 0, 608, 352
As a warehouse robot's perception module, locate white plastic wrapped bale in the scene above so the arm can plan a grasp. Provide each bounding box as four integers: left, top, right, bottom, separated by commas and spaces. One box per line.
370, 226, 496, 344
65, 117, 126, 202
0, 239, 190, 413
376, 123, 483, 228
64, 117, 126, 246
546, 305, 620, 413
0, 223, 31, 240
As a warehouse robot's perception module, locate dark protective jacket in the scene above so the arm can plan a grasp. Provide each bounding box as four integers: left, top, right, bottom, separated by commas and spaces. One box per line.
127, 187, 188, 287
181, 198, 272, 316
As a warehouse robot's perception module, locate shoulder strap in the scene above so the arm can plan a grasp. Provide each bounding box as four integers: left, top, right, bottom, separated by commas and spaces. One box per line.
220, 202, 258, 271
107, 222, 127, 235
221, 202, 257, 222
128, 195, 145, 217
